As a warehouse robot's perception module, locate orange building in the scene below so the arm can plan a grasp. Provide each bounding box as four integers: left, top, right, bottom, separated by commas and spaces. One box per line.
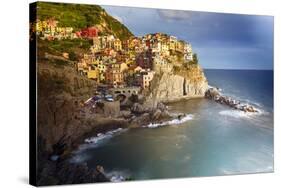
105, 64, 124, 87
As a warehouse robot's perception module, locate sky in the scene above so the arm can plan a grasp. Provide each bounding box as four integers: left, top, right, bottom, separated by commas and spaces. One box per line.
102, 5, 273, 70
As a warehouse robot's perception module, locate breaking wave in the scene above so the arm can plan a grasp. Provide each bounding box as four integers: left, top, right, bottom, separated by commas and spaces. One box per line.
209, 85, 268, 117
84, 128, 127, 144
208, 85, 222, 92
145, 114, 194, 128
69, 128, 128, 163
219, 109, 263, 119
106, 170, 132, 182
69, 153, 90, 163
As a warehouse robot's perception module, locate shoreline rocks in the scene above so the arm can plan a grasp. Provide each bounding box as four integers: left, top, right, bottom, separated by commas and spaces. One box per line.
127, 102, 173, 126
205, 87, 258, 113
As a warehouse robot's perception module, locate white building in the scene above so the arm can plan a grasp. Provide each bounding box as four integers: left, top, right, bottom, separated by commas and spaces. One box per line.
184, 43, 193, 62
141, 70, 155, 89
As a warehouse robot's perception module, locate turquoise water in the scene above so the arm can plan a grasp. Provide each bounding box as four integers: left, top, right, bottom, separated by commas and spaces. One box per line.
71, 69, 274, 180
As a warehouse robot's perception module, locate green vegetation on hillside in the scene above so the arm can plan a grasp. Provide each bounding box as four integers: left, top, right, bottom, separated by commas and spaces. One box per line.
192, 53, 198, 64
37, 2, 133, 40
38, 38, 92, 61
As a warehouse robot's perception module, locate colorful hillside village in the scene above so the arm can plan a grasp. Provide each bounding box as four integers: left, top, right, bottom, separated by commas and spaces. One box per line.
35, 19, 195, 102
77, 33, 194, 88
34, 18, 99, 40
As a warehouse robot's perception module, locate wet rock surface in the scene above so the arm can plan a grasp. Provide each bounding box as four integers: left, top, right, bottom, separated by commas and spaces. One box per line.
37, 136, 110, 186
129, 102, 173, 126
205, 87, 258, 113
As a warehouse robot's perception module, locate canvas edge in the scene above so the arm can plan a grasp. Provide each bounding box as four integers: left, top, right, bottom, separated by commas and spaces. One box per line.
29, 1, 38, 186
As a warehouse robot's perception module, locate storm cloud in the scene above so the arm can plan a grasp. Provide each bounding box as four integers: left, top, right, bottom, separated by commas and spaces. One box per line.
102, 5, 273, 70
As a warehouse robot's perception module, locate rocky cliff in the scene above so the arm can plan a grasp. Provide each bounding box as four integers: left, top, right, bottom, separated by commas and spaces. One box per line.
37, 61, 131, 185
146, 64, 208, 106
38, 62, 90, 152
37, 62, 129, 154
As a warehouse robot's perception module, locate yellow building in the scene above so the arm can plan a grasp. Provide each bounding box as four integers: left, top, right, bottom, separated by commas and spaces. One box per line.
91, 59, 100, 66
169, 42, 176, 51
87, 69, 99, 81
35, 20, 47, 33
36, 21, 43, 32
120, 62, 129, 72
81, 54, 95, 66
55, 27, 64, 33
114, 39, 122, 51
65, 27, 73, 34
97, 62, 107, 82
175, 40, 185, 53
128, 50, 136, 60
125, 58, 134, 66
161, 41, 170, 56
169, 36, 177, 51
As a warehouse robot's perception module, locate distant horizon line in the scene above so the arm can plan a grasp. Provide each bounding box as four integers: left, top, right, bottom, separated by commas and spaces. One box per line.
203, 68, 273, 71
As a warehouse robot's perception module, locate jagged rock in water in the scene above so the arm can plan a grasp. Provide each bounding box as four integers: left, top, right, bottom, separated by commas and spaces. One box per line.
152, 109, 162, 120
130, 112, 151, 125
120, 110, 132, 119
156, 102, 168, 112
205, 87, 258, 113
205, 87, 221, 99
131, 103, 148, 114
92, 165, 110, 182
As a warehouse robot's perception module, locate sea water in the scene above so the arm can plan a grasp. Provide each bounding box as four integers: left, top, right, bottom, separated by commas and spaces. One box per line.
71, 69, 273, 181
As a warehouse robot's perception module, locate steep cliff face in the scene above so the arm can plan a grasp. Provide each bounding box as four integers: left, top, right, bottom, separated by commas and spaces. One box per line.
36, 64, 113, 186
146, 64, 208, 106
37, 63, 128, 154
37, 63, 95, 152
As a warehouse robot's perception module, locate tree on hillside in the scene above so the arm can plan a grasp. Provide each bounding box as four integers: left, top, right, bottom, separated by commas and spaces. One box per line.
192, 53, 198, 64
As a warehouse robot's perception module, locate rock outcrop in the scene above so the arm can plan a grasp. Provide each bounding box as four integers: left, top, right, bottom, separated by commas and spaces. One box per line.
128, 102, 172, 126
37, 153, 110, 186
146, 64, 208, 106
103, 101, 121, 117
205, 87, 258, 113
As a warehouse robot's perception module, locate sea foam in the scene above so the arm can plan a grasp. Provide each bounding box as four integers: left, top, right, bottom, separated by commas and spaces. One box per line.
145, 114, 194, 128
106, 170, 131, 182
219, 109, 263, 119
70, 128, 128, 163
85, 128, 127, 144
